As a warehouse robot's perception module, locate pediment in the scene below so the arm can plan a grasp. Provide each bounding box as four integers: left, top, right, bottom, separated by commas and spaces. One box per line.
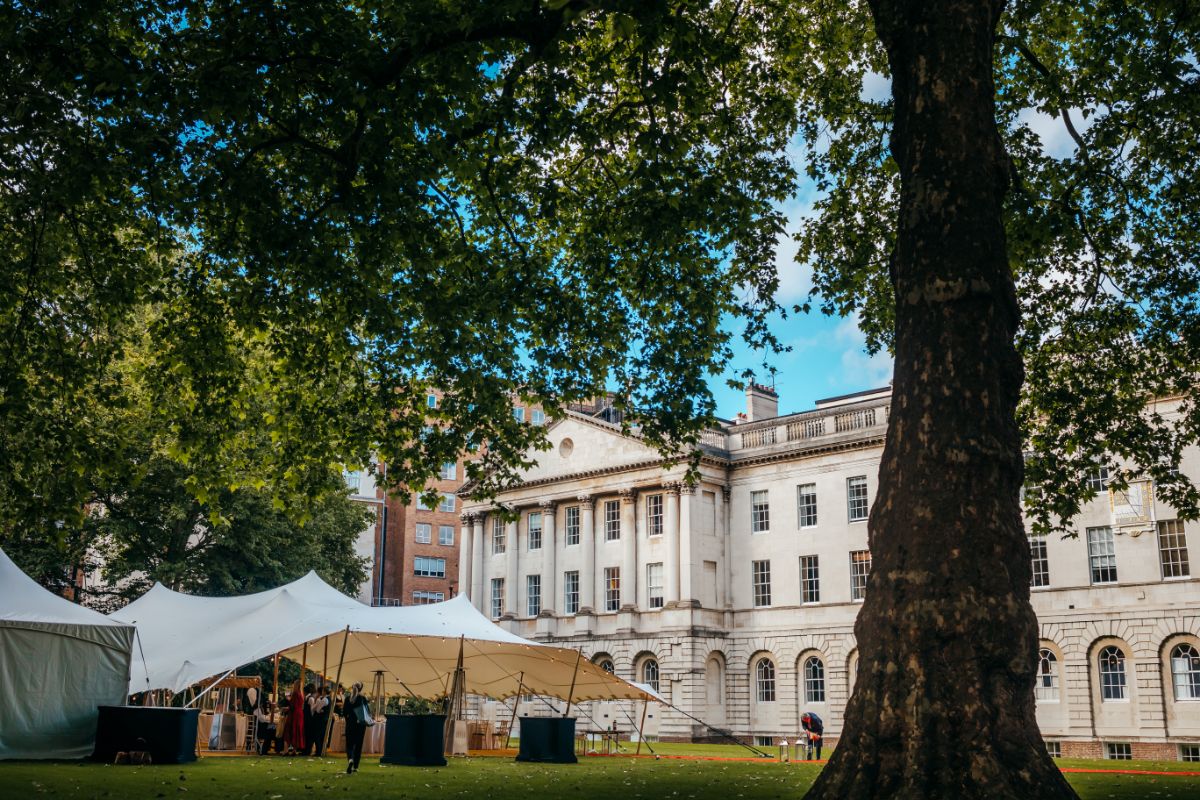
513, 413, 664, 485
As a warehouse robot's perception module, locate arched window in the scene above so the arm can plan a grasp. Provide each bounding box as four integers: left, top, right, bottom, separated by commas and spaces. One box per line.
1035, 649, 1060, 702
755, 658, 776, 702
1098, 645, 1127, 701
599, 659, 614, 674
803, 657, 826, 704
1171, 643, 1200, 700
642, 659, 659, 692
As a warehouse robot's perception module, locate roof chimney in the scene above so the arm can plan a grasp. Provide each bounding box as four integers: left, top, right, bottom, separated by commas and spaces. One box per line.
746, 379, 779, 422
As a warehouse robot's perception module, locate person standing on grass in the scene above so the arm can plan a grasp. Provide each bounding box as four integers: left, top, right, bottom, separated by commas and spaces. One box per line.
302, 683, 317, 755
800, 711, 824, 760
341, 681, 371, 774
282, 679, 305, 755
311, 685, 331, 757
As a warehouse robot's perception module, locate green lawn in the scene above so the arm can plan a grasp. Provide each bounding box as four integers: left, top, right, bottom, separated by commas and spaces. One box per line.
1, 753, 1197, 800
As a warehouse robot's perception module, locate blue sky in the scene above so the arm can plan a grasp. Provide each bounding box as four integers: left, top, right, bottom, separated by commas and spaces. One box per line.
706, 72, 1089, 422
710, 119, 895, 421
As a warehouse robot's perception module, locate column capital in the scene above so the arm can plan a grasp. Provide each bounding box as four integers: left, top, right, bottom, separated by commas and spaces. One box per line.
722, 484, 732, 502
662, 481, 682, 496
538, 499, 557, 511
577, 494, 594, 509
678, 483, 697, 496
460, 512, 477, 524
618, 487, 636, 504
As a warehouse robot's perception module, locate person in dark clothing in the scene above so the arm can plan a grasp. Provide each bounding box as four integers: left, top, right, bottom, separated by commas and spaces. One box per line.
311, 685, 331, 757
302, 683, 317, 755
800, 711, 824, 760
253, 700, 280, 754
340, 682, 371, 774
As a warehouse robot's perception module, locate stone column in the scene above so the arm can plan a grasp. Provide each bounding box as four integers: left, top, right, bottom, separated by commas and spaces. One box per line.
540, 500, 557, 615
721, 485, 732, 609
458, 513, 474, 599
578, 495, 595, 613
619, 488, 637, 610
678, 485, 695, 605
472, 514, 486, 611
505, 516, 520, 617
663, 483, 680, 606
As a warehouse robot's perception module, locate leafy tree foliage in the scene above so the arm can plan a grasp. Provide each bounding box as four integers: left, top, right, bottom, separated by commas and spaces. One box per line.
790, 0, 1200, 533
85, 457, 371, 607
1, 0, 800, 542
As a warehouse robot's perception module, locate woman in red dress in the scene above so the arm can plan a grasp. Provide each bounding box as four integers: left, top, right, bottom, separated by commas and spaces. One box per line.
282, 679, 305, 754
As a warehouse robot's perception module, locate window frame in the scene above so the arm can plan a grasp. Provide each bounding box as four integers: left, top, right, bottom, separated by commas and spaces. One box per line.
604, 567, 621, 612
750, 490, 770, 533
847, 476, 869, 522
1170, 643, 1200, 701
1159, 519, 1191, 579
412, 590, 444, 604
414, 556, 446, 578
563, 571, 580, 615
437, 492, 456, 513
751, 560, 771, 608
528, 511, 543, 550
492, 516, 506, 554
849, 550, 872, 601
803, 656, 826, 704
565, 506, 580, 546
1030, 536, 1050, 588
490, 578, 504, 619
646, 562, 664, 609
646, 494, 664, 537
1035, 648, 1060, 703
526, 574, 541, 617
604, 500, 621, 541
642, 658, 660, 692
438, 524, 454, 546
1098, 645, 1128, 702
1087, 526, 1118, 585
797, 483, 818, 529
800, 555, 820, 604
415, 522, 432, 544
755, 657, 776, 702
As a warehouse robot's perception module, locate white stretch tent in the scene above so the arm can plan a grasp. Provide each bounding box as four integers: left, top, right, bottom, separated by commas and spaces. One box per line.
0, 548, 134, 759
112, 572, 652, 704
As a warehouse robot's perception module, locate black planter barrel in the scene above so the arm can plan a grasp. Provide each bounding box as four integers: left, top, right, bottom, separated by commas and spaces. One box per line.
380, 714, 447, 766
515, 716, 577, 764
91, 706, 199, 764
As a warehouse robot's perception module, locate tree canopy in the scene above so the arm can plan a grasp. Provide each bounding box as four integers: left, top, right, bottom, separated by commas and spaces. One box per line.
791, 0, 1200, 532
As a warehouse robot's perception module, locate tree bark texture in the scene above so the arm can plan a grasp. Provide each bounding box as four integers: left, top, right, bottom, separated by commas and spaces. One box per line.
805, 1, 1078, 798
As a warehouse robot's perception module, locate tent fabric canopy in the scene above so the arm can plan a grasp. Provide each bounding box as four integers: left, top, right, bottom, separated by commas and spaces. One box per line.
112, 572, 652, 704
0, 548, 134, 760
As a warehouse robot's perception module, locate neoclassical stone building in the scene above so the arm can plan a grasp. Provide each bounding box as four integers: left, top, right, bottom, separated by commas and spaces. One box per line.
460, 385, 1200, 760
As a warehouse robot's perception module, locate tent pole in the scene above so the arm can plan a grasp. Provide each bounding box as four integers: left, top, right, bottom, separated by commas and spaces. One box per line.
185, 667, 236, 708
271, 652, 280, 723
563, 649, 582, 718
323, 626, 351, 752
300, 641, 309, 687
322, 635, 329, 686
505, 672, 524, 750
635, 699, 648, 755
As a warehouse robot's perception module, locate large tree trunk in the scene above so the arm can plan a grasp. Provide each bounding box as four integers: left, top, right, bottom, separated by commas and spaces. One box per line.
805, 1, 1078, 798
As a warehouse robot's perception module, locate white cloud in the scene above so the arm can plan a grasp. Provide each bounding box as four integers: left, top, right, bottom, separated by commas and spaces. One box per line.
833, 314, 894, 388
1015, 106, 1097, 160
772, 192, 820, 304
861, 71, 891, 103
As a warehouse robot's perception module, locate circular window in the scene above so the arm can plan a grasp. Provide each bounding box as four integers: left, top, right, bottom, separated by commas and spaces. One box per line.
559, 437, 574, 458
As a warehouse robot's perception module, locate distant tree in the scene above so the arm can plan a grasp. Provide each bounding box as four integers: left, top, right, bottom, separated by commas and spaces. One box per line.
85, 457, 371, 607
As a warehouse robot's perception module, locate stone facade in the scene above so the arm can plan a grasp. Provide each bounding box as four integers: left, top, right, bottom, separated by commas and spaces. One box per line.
461, 387, 1200, 759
